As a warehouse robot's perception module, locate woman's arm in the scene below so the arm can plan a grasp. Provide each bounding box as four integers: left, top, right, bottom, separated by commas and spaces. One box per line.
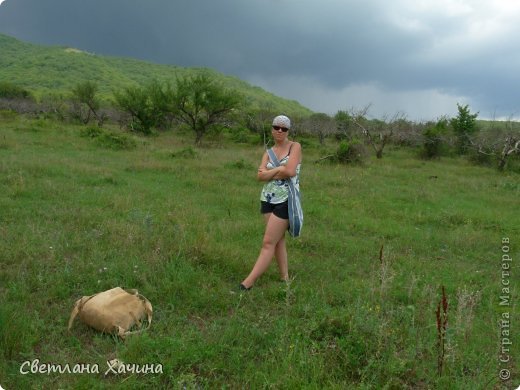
271, 142, 302, 179
258, 166, 283, 181
257, 152, 281, 182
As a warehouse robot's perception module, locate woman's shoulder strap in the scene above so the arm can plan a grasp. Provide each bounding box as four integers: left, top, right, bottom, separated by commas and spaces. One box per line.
267, 147, 280, 166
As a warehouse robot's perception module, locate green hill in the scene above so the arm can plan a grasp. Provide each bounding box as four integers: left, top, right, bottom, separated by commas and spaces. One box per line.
0, 33, 312, 116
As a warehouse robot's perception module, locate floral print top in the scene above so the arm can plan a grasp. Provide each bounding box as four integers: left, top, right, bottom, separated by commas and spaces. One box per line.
260, 153, 301, 204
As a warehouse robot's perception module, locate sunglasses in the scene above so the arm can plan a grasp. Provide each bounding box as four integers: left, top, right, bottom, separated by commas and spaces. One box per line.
272, 125, 289, 132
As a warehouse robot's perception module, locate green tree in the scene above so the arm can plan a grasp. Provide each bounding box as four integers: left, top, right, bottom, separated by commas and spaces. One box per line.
172, 73, 241, 145
334, 110, 353, 140
71, 81, 103, 126
450, 103, 479, 154
113, 85, 156, 134
147, 80, 175, 131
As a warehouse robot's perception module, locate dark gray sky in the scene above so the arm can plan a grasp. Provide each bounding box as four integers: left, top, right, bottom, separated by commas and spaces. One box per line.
1, 0, 519, 120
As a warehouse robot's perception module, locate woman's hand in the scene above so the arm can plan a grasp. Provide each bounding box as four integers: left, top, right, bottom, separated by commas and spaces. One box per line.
257, 166, 281, 182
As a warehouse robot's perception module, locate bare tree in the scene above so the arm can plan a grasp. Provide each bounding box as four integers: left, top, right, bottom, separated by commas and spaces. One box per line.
349, 105, 406, 159
469, 114, 520, 170
304, 113, 335, 144
498, 135, 520, 170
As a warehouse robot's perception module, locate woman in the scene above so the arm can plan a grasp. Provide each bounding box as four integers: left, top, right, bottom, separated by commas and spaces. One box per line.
240, 115, 302, 290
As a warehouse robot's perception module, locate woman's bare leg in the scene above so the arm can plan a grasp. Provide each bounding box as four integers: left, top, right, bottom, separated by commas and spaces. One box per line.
275, 236, 288, 281
241, 213, 288, 288
265, 213, 288, 280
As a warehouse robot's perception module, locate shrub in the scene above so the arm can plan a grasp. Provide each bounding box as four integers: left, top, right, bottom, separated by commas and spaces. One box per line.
80, 125, 136, 150
421, 118, 449, 159
80, 126, 104, 138
334, 138, 367, 164
0, 82, 33, 100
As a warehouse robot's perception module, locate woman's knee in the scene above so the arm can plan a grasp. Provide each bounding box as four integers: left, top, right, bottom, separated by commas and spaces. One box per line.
262, 235, 277, 250
262, 216, 287, 249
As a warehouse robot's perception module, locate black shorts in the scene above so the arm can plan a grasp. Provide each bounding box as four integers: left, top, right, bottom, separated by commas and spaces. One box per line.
260, 201, 289, 220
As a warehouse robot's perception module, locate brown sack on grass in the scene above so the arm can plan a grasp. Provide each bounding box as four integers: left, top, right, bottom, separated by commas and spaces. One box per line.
68, 287, 153, 338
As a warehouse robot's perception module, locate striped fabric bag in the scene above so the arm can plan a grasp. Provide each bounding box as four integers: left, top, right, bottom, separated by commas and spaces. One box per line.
267, 147, 303, 237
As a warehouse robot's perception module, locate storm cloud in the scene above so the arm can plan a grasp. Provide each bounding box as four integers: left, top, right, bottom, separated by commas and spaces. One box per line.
1, 0, 519, 120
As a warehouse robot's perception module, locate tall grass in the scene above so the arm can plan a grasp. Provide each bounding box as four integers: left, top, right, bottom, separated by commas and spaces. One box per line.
0, 117, 518, 388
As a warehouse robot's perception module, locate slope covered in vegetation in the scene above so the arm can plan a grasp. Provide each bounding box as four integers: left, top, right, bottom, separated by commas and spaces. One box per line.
0, 33, 312, 116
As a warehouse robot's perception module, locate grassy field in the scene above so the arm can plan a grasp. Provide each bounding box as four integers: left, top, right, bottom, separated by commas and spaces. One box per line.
0, 114, 518, 389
